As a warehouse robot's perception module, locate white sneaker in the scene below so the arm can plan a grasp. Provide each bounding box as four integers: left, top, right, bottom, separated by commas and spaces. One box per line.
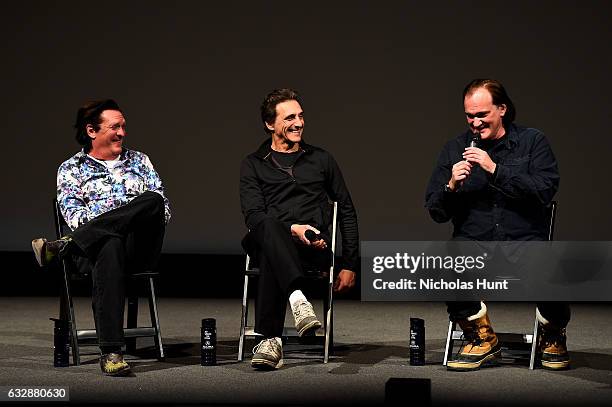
292, 300, 322, 337
251, 338, 283, 370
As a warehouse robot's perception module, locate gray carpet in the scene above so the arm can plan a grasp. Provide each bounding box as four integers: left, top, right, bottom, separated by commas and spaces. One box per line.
0, 297, 610, 405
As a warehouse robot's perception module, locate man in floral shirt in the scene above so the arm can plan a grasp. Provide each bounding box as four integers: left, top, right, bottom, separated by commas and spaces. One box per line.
32, 99, 170, 376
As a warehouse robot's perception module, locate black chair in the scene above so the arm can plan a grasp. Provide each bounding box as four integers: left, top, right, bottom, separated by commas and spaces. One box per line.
443, 201, 557, 370
53, 199, 164, 365
238, 202, 338, 363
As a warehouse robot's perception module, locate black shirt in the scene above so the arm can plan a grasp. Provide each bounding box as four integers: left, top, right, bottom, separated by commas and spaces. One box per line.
240, 140, 359, 271
425, 124, 560, 241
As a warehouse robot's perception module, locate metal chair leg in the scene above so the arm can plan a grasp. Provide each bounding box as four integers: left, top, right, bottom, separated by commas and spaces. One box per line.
61, 260, 80, 366
323, 308, 332, 362
324, 266, 334, 363
238, 274, 250, 362
126, 288, 138, 354
147, 277, 164, 360
443, 320, 455, 366
529, 309, 540, 370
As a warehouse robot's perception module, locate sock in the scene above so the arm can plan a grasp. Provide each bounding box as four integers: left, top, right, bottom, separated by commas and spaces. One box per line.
466, 301, 487, 321
536, 307, 550, 326
289, 290, 307, 309
58, 236, 74, 257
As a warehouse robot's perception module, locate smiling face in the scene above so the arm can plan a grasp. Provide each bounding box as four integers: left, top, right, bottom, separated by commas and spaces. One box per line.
464, 87, 507, 140
266, 99, 304, 151
87, 109, 126, 160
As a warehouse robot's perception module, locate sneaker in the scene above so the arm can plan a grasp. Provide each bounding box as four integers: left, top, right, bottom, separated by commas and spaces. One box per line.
539, 325, 570, 370
251, 338, 283, 370
31, 236, 72, 267
447, 313, 501, 371
100, 352, 131, 376
291, 300, 322, 337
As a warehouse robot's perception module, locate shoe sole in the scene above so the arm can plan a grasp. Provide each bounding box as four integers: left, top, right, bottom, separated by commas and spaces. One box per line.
31, 238, 47, 267
297, 320, 322, 337
251, 358, 283, 370
102, 366, 132, 377
447, 349, 502, 372
541, 360, 570, 370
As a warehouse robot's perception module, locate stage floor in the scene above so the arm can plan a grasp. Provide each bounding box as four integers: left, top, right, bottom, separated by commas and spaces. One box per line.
0, 298, 610, 405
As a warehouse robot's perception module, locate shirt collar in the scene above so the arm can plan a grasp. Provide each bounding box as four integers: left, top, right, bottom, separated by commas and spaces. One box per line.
500, 124, 519, 149
77, 148, 130, 165
254, 138, 311, 159
464, 124, 519, 150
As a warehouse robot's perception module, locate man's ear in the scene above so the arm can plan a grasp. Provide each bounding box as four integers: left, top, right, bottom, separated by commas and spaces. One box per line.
265, 121, 274, 132
86, 124, 96, 139
499, 104, 507, 116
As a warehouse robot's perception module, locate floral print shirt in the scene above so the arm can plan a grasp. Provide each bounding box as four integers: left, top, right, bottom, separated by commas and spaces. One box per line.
57, 149, 171, 230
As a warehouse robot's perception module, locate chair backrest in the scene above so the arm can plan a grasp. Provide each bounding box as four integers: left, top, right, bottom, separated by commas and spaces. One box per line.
329, 201, 338, 269
53, 199, 68, 240
546, 201, 557, 242
53, 199, 90, 277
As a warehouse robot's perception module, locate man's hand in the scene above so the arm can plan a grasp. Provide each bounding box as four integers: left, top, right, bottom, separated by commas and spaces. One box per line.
449, 160, 473, 190
463, 147, 496, 174
333, 269, 355, 293
290, 224, 327, 249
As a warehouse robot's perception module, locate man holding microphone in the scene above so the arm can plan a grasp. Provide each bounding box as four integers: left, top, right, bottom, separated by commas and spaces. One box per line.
425, 79, 570, 371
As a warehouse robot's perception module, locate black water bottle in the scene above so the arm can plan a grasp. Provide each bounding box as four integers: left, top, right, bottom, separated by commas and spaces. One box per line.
409, 318, 425, 366
201, 318, 217, 366
51, 318, 69, 367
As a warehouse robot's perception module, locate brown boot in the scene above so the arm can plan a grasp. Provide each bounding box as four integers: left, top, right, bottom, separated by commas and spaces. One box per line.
447, 306, 501, 371
536, 312, 570, 371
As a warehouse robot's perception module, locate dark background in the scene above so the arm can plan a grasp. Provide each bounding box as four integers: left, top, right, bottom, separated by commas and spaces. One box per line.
2, 1, 610, 259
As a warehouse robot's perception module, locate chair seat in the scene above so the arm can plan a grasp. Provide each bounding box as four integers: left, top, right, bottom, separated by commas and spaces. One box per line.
245, 267, 328, 279
76, 327, 158, 342
65, 262, 159, 280
449, 329, 534, 344
243, 326, 326, 338
131, 272, 160, 278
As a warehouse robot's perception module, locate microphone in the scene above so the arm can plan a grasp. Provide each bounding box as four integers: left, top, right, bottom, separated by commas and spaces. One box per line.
305, 229, 323, 242
469, 131, 481, 148
458, 130, 481, 192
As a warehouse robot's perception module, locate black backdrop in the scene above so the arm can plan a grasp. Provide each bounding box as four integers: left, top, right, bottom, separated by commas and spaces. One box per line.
3, 1, 611, 255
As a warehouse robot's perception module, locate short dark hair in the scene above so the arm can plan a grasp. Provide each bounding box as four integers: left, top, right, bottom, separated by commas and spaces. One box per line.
74, 99, 123, 152
463, 79, 516, 125
260, 88, 302, 134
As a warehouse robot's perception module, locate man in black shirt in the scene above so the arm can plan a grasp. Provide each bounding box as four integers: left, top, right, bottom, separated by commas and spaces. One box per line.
240, 88, 359, 370
425, 79, 570, 371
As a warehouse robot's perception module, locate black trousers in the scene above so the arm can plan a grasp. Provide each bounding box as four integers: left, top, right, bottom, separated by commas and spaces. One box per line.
446, 301, 571, 328
445, 237, 571, 327
242, 217, 331, 338
69, 191, 166, 348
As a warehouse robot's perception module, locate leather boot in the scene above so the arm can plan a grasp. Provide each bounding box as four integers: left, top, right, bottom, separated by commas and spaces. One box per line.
537, 309, 570, 370
447, 309, 501, 371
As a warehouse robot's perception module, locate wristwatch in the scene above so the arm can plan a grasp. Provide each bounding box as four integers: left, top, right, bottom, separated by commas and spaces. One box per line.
443, 183, 454, 193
